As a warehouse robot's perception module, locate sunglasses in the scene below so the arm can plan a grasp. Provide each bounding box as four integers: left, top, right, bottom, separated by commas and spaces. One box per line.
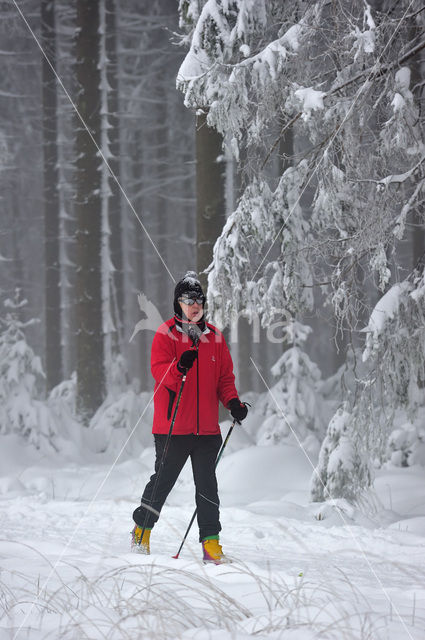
178, 296, 205, 306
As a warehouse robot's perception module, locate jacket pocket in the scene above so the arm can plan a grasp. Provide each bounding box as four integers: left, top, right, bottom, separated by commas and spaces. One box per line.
166, 387, 177, 420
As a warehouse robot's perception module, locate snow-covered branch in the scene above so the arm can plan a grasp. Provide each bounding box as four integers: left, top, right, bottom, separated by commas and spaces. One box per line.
379, 154, 425, 187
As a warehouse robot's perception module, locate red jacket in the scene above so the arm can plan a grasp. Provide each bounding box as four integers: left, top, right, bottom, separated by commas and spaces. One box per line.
151, 318, 238, 435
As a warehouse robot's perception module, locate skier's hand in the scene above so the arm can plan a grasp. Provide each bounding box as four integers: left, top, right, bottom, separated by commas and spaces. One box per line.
177, 349, 198, 372
228, 398, 248, 424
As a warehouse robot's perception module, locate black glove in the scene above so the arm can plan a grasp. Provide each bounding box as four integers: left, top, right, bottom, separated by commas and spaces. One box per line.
228, 398, 248, 423
177, 349, 198, 372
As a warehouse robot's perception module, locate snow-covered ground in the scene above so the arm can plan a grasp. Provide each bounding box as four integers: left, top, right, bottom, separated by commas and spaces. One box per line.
1, 422, 425, 640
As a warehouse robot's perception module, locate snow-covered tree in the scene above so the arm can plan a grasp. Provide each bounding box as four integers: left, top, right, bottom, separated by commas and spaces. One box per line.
257, 321, 325, 456
313, 255, 425, 500
360, 255, 425, 463
0, 293, 53, 449
0, 2, 198, 400
311, 404, 372, 502
178, 0, 425, 496
178, 0, 425, 329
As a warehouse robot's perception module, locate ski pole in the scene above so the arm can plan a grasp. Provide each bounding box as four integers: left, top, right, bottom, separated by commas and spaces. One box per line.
137, 371, 187, 546
172, 419, 237, 559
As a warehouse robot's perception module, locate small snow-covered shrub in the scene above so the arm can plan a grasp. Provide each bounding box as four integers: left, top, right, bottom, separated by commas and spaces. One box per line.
48, 372, 77, 417
107, 353, 130, 400
0, 294, 56, 450
46, 373, 92, 456
311, 405, 371, 502
256, 321, 326, 456
387, 417, 425, 468
0, 296, 89, 455
89, 382, 154, 458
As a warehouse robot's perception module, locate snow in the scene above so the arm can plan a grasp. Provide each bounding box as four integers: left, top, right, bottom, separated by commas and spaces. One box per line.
353, 25, 375, 56
177, 44, 211, 83
362, 281, 411, 362
239, 44, 250, 58
392, 92, 406, 113
294, 87, 326, 120
364, 3, 376, 31
395, 67, 411, 91
282, 24, 302, 52
351, 5, 375, 58
1, 419, 425, 639
180, 270, 201, 287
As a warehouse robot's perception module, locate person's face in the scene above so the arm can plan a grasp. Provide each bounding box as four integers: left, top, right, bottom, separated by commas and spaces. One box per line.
179, 295, 204, 322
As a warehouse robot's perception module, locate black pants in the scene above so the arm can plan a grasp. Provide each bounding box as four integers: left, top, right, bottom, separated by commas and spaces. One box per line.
133, 434, 222, 542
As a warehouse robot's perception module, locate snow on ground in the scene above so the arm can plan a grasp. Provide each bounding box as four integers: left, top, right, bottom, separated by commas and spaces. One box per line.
1, 424, 425, 640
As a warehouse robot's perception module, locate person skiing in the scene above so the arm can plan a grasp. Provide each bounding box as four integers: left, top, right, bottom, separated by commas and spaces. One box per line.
131, 271, 248, 564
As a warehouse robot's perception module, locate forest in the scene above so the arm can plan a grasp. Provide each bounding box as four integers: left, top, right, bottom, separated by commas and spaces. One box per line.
1, 0, 424, 496
1, 2, 425, 638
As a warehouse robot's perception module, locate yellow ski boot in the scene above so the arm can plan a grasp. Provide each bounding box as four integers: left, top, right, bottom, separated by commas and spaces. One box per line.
131, 525, 151, 554
202, 537, 229, 565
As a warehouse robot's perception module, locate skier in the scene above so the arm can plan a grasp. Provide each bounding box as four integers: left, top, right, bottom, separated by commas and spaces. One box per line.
131, 271, 248, 564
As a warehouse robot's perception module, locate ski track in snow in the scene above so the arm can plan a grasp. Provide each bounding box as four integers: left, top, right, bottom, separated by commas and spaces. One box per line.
1, 440, 425, 639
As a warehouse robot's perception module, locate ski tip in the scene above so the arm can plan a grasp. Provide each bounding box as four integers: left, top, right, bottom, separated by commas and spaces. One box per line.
172, 554, 179, 559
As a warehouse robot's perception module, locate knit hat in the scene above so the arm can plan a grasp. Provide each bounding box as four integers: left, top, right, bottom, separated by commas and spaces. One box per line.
173, 271, 205, 317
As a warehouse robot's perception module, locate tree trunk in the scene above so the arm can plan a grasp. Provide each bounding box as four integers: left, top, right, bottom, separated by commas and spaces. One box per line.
133, 128, 150, 389
74, 0, 105, 422
42, 0, 62, 391
105, 0, 124, 351
196, 112, 225, 293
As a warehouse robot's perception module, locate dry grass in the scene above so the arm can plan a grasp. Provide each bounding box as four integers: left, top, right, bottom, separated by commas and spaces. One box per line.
1, 546, 423, 640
